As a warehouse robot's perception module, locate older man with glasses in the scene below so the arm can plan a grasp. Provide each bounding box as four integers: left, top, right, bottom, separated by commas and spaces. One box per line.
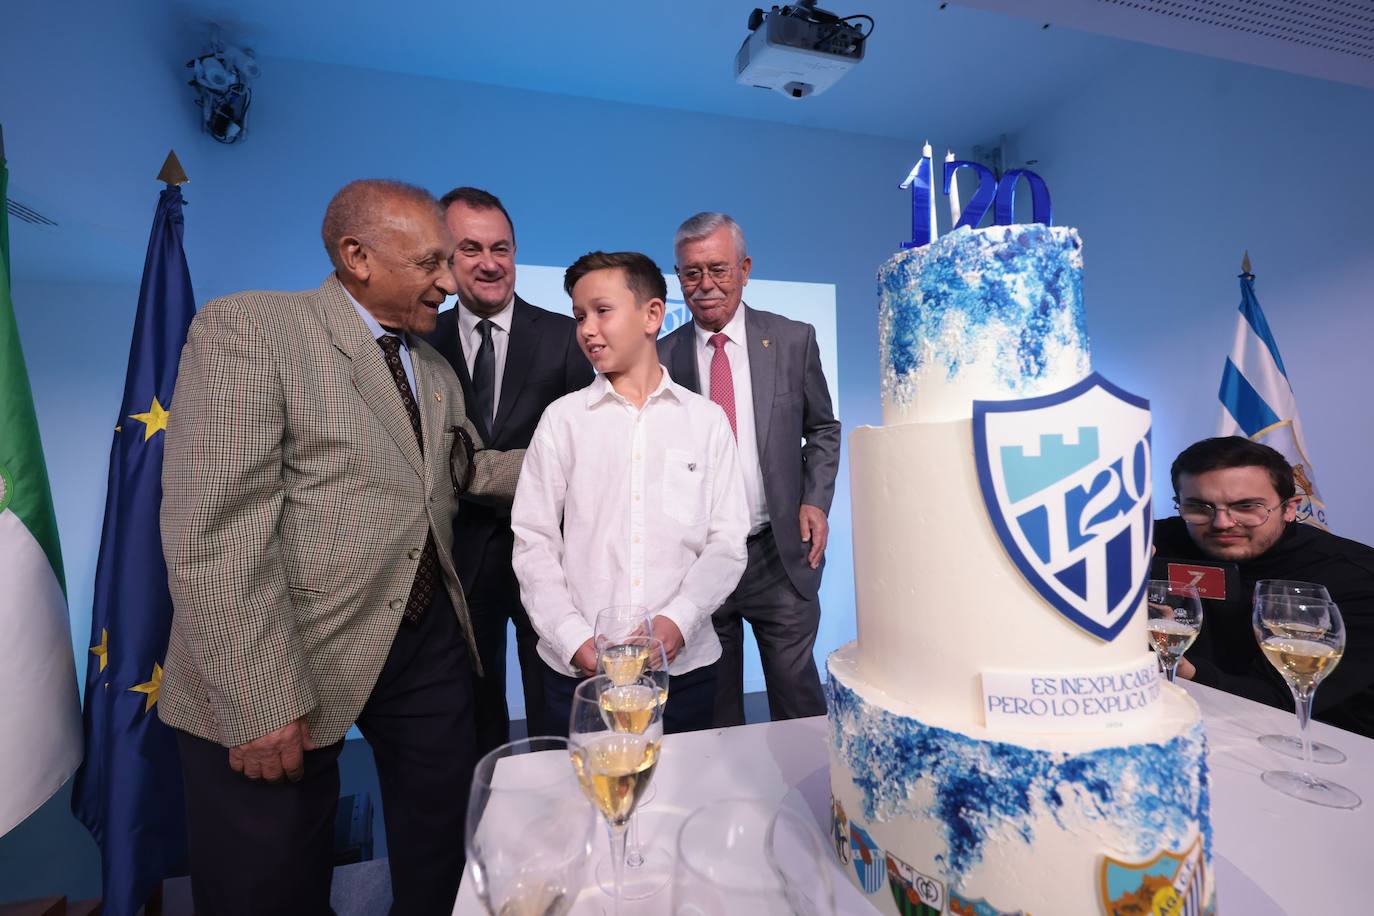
657, 212, 841, 728
1154, 436, 1374, 738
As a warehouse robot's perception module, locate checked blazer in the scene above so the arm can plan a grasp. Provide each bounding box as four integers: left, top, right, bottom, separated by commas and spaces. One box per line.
159, 274, 523, 748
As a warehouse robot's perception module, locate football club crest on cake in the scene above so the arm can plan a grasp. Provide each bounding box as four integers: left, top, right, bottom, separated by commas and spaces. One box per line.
847, 823, 885, 894
885, 852, 944, 915
1100, 835, 1213, 916
948, 890, 1027, 916
973, 372, 1152, 641
830, 796, 851, 865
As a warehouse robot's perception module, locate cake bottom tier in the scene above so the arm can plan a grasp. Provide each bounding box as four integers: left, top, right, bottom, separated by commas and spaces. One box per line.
826, 645, 1215, 916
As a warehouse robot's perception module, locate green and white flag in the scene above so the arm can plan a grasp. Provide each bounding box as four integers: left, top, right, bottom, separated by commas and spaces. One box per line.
0, 150, 83, 837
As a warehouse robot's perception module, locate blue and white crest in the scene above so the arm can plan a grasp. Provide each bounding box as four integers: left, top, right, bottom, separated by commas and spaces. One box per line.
973, 373, 1152, 642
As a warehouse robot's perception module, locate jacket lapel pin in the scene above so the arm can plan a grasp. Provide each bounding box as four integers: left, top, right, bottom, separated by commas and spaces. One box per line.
762, 339, 770, 348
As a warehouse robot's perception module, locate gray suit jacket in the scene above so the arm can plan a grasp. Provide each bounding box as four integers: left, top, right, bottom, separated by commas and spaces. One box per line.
657, 305, 840, 598
160, 274, 523, 747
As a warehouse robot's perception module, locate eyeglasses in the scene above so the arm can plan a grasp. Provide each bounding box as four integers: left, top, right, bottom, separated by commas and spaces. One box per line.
676, 262, 738, 285
1174, 497, 1284, 528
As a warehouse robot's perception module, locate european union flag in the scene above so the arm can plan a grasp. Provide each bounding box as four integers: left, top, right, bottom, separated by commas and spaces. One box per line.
71, 181, 196, 915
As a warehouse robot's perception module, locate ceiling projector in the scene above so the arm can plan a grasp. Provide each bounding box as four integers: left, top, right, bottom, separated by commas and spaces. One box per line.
734, 2, 871, 99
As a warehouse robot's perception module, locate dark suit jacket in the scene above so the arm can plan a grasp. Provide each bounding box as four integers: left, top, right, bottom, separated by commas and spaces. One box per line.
423, 295, 592, 591
658, 305, 841, 599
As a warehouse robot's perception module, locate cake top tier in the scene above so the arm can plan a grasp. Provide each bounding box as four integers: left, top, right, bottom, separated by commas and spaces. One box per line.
878, 224, 1091, 425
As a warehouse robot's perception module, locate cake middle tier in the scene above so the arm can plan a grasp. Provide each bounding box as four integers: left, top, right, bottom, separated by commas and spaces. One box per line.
850, 418, 1156, 729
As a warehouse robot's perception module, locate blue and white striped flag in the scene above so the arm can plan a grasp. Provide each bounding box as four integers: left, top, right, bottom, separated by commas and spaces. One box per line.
1216, 257, 1328, 528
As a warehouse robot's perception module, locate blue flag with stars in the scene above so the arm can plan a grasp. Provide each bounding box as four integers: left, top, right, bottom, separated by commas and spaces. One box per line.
71, 184, 196, 915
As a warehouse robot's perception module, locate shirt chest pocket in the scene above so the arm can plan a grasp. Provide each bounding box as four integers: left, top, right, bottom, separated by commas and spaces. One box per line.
662, 447, 707, 524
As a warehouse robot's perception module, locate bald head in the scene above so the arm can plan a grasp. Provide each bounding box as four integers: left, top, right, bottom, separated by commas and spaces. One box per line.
321, 179, 443, 270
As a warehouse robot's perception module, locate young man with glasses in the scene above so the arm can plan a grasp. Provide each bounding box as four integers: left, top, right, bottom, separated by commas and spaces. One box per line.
1154, 436, 1373, 737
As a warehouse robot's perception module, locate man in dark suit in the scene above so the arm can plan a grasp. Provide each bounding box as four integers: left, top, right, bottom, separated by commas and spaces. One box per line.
422, 187, 591, 750
657, 212, 841, 727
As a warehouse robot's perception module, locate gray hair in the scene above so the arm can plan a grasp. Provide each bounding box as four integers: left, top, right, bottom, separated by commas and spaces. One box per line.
321, 179, 442, 270
673, 211, 748, 262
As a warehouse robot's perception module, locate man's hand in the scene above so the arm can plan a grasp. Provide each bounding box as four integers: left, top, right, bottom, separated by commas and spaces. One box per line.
799, 504, 829, 569
571, 638, 599, 677
1176, 657, 1196, 681
229, 716, 315, 783
651, 616, 685, 664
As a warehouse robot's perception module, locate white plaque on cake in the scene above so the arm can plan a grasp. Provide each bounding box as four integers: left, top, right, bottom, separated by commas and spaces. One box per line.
982, 655, 1162, 732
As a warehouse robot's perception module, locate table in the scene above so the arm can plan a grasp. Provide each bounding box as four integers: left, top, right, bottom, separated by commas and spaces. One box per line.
454, 682, 1373, 914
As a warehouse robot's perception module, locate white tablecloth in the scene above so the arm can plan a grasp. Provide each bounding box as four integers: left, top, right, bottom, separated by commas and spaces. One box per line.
454, 682, 1372, 914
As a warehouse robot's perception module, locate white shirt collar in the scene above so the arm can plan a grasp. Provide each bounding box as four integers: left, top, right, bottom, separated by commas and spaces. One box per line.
693, 303, 747, 351
456, 296, 515, 340
585, 365, 682, 408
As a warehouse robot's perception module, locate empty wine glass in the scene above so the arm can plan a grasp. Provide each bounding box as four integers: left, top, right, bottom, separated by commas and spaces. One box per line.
1252, 594, 1360, 808
466, 737, 595, 916
594, 605, 653, 654
569, 674, 665, 916
593, 635, 673, 900
672, 798, 834, 915
1145, 579, 1203, 683
1252, 579, 1345, 764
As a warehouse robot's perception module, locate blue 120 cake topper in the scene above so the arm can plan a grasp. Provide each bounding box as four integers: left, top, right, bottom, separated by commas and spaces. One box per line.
900, 142, 1053, 248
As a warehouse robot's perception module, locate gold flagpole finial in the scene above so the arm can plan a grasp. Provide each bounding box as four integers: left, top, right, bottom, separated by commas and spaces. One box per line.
1241, 250, 1252, 275
157, 150, 189, 186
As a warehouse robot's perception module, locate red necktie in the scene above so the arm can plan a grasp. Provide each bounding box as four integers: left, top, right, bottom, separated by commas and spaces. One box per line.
708, 333, 737, 440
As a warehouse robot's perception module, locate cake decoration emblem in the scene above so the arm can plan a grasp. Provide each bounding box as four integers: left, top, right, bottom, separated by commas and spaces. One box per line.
830, 796, 851, 865
973, 371, 1153, 642
848, 822, 886, 895
948, 891, 1027, 916
885, 852, 944, 916
1098, 834, 1213, 916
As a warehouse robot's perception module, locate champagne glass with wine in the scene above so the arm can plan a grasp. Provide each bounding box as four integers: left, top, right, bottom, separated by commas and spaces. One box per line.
594, 635, 673, 899
1252, 580, 1346, 763
466, 737, 596, 916
569, 674, 665, 915
1252, 594, 1360, 808
594, 605, 653, 656
1145, 579, 1203, 683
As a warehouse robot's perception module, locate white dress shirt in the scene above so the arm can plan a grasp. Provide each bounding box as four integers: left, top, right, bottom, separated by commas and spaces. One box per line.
456, 297, 515, 417
693, 307, 770, 533
511, 368, 749, 677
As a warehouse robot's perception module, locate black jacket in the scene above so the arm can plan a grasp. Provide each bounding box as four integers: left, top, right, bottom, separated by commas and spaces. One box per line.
1154, 516, 1374, 738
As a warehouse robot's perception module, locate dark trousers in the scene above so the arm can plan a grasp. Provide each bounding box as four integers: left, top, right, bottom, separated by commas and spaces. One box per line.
540, 659, 719, 737
466, 558, 548, 753
712, 527, 827, 727
176, 586, 476, 916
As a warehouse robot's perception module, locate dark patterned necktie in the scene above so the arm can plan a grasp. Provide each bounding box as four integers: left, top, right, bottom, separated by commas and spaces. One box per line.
471, 318, 496, 439
378, 334, 439, 624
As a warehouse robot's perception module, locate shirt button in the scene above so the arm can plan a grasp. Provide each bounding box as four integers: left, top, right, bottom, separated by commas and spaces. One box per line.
389, 599, 404, 612
634, 495, 641, 502
408, 547, 422, 560
633, 578, 641, 587
633, 535, 641, 544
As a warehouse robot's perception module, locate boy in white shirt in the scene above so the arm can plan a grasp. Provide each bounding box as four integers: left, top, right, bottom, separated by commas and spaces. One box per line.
511, 251, 749, 734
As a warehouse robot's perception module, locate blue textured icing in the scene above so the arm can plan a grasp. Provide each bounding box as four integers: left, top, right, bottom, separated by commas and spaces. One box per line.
878, 225, 1088, 402
827, 667, 1212, 886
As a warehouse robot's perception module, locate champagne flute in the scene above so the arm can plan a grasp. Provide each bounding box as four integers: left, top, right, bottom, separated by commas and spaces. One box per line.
594, 636, 673, 900
569, 674, 665, 915
1252, 595, 1360, 808
466, 737, 596, 916
1253, 579, 1346, 764
672, 798, 835, 915
1145, 579, 1203, 683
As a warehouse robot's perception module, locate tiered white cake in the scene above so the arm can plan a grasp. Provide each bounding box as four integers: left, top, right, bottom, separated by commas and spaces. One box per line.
827, 225, 1214, 916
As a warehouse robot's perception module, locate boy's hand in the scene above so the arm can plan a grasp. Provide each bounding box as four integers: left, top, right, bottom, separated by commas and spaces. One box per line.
571, 638, 598, 677
651, 616, 685, 663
